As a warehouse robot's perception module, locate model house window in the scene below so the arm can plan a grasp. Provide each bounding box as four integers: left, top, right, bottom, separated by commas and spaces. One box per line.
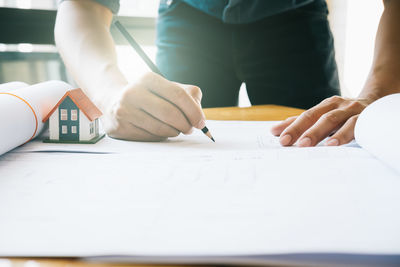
71, 126, 77, 134
60, 109, 68, 120
61, 125, 67, 134
71, 109, 78, 121
90, 122, 94, 134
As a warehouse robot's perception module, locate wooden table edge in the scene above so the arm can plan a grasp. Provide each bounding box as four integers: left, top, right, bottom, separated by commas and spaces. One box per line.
204, 104, 304, 121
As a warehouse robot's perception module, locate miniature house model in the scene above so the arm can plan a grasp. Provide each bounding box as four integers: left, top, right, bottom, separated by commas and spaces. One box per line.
42, 88, 104, 144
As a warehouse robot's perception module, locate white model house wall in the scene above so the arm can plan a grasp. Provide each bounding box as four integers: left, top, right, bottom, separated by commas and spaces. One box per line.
49, 108, 59, 140
79, 110, 95, 141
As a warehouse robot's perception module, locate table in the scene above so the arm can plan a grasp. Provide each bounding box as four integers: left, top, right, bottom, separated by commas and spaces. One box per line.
3, 105, 304, 267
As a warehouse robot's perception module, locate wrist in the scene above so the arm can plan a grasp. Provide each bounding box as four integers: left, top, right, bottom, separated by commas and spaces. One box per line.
94, 85, 125, 111
357, 89, 382, 105
90, 67, 128, 111
359, 69, 400, 103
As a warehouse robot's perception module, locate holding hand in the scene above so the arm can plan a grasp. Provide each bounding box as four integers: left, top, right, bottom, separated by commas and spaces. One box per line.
103, 72, 206, 141
271, 96, 372, 147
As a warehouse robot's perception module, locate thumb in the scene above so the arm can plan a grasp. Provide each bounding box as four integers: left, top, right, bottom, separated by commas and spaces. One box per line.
189, 86, 203, 106
177, 83, 203, 106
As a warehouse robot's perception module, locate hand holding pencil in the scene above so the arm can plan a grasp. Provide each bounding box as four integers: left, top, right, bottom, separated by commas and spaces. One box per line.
109, 20, 214, 142
104, 72, 208, 141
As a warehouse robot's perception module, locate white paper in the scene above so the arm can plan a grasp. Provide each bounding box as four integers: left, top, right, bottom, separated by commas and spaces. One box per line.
16, 120, 336, 154
0, 121, 399, 266
0, 81, 72, 156
355, 93, 400, 174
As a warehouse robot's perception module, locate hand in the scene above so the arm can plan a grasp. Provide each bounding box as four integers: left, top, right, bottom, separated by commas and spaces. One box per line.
271, 96, 372, 147
102, 72, 206, 141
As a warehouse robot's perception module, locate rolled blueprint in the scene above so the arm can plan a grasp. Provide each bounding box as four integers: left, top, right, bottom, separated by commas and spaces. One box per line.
0, 81, 72, 156
355, 93, 400, 174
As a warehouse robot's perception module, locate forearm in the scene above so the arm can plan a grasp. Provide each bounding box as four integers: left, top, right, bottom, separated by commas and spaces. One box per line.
55, 0, 127, 109
359, 0, 400, 101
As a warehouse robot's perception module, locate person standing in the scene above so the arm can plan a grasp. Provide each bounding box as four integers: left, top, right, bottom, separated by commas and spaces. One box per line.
55, 0, 400, 146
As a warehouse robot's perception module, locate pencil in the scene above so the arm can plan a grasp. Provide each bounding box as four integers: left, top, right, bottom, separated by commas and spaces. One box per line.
113, 20, 215, 142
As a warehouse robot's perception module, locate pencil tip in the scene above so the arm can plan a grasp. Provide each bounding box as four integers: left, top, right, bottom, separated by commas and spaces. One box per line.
211, 137, 215, 142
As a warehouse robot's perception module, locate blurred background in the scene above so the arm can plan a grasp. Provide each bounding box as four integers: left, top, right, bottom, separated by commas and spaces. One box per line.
0, 0, 383, 107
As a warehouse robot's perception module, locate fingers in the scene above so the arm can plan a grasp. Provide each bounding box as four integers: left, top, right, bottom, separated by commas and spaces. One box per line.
277, 96, 367, 147
182, 83, 203, 105
270, 116, 298, 136
279, 96, 343, 146
104, 73, 207, 141
325, 115, 358, 146
107, 119, 166, 142
296, 101, 364, 147
135, 90, 193, 134
143, 73, 206, 129
297, 109, 349, 147
124, 109, 180, 138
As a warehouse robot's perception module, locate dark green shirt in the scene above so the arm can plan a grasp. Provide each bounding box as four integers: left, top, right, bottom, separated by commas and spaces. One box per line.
174, 0, 315, 24
78, 0, 319, 24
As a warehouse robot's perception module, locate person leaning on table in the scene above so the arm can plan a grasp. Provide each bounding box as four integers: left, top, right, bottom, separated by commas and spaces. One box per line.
55, 0, 400, 145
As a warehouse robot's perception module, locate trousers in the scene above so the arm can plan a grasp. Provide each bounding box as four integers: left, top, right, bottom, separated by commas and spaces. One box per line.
156, 0, 340, 109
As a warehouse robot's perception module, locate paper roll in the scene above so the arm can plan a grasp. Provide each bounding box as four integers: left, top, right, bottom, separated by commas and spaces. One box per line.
0, 81, 72, 156
0, 81, 29, 92
355, 93, 400, 174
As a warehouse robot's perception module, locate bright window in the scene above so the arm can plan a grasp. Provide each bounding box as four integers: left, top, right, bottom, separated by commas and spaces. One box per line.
71, 109, 78, 121
60, 109, 67, 120
342, 1, 383, 97
61, 125, 67, 134
71, 126, 77, 134
90, 122, 94, 134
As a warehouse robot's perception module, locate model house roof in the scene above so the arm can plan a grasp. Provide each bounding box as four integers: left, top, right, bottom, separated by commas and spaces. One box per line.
42, 88, 102, 122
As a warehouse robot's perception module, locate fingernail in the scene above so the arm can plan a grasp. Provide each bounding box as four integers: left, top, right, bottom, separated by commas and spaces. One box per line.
280, 134, 292, 146
197, 119, 206, 129
326, 138, 339, 146
298, 137, 312, 147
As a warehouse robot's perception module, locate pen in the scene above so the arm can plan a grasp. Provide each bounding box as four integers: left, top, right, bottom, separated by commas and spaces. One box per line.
113, 20, 215, 142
